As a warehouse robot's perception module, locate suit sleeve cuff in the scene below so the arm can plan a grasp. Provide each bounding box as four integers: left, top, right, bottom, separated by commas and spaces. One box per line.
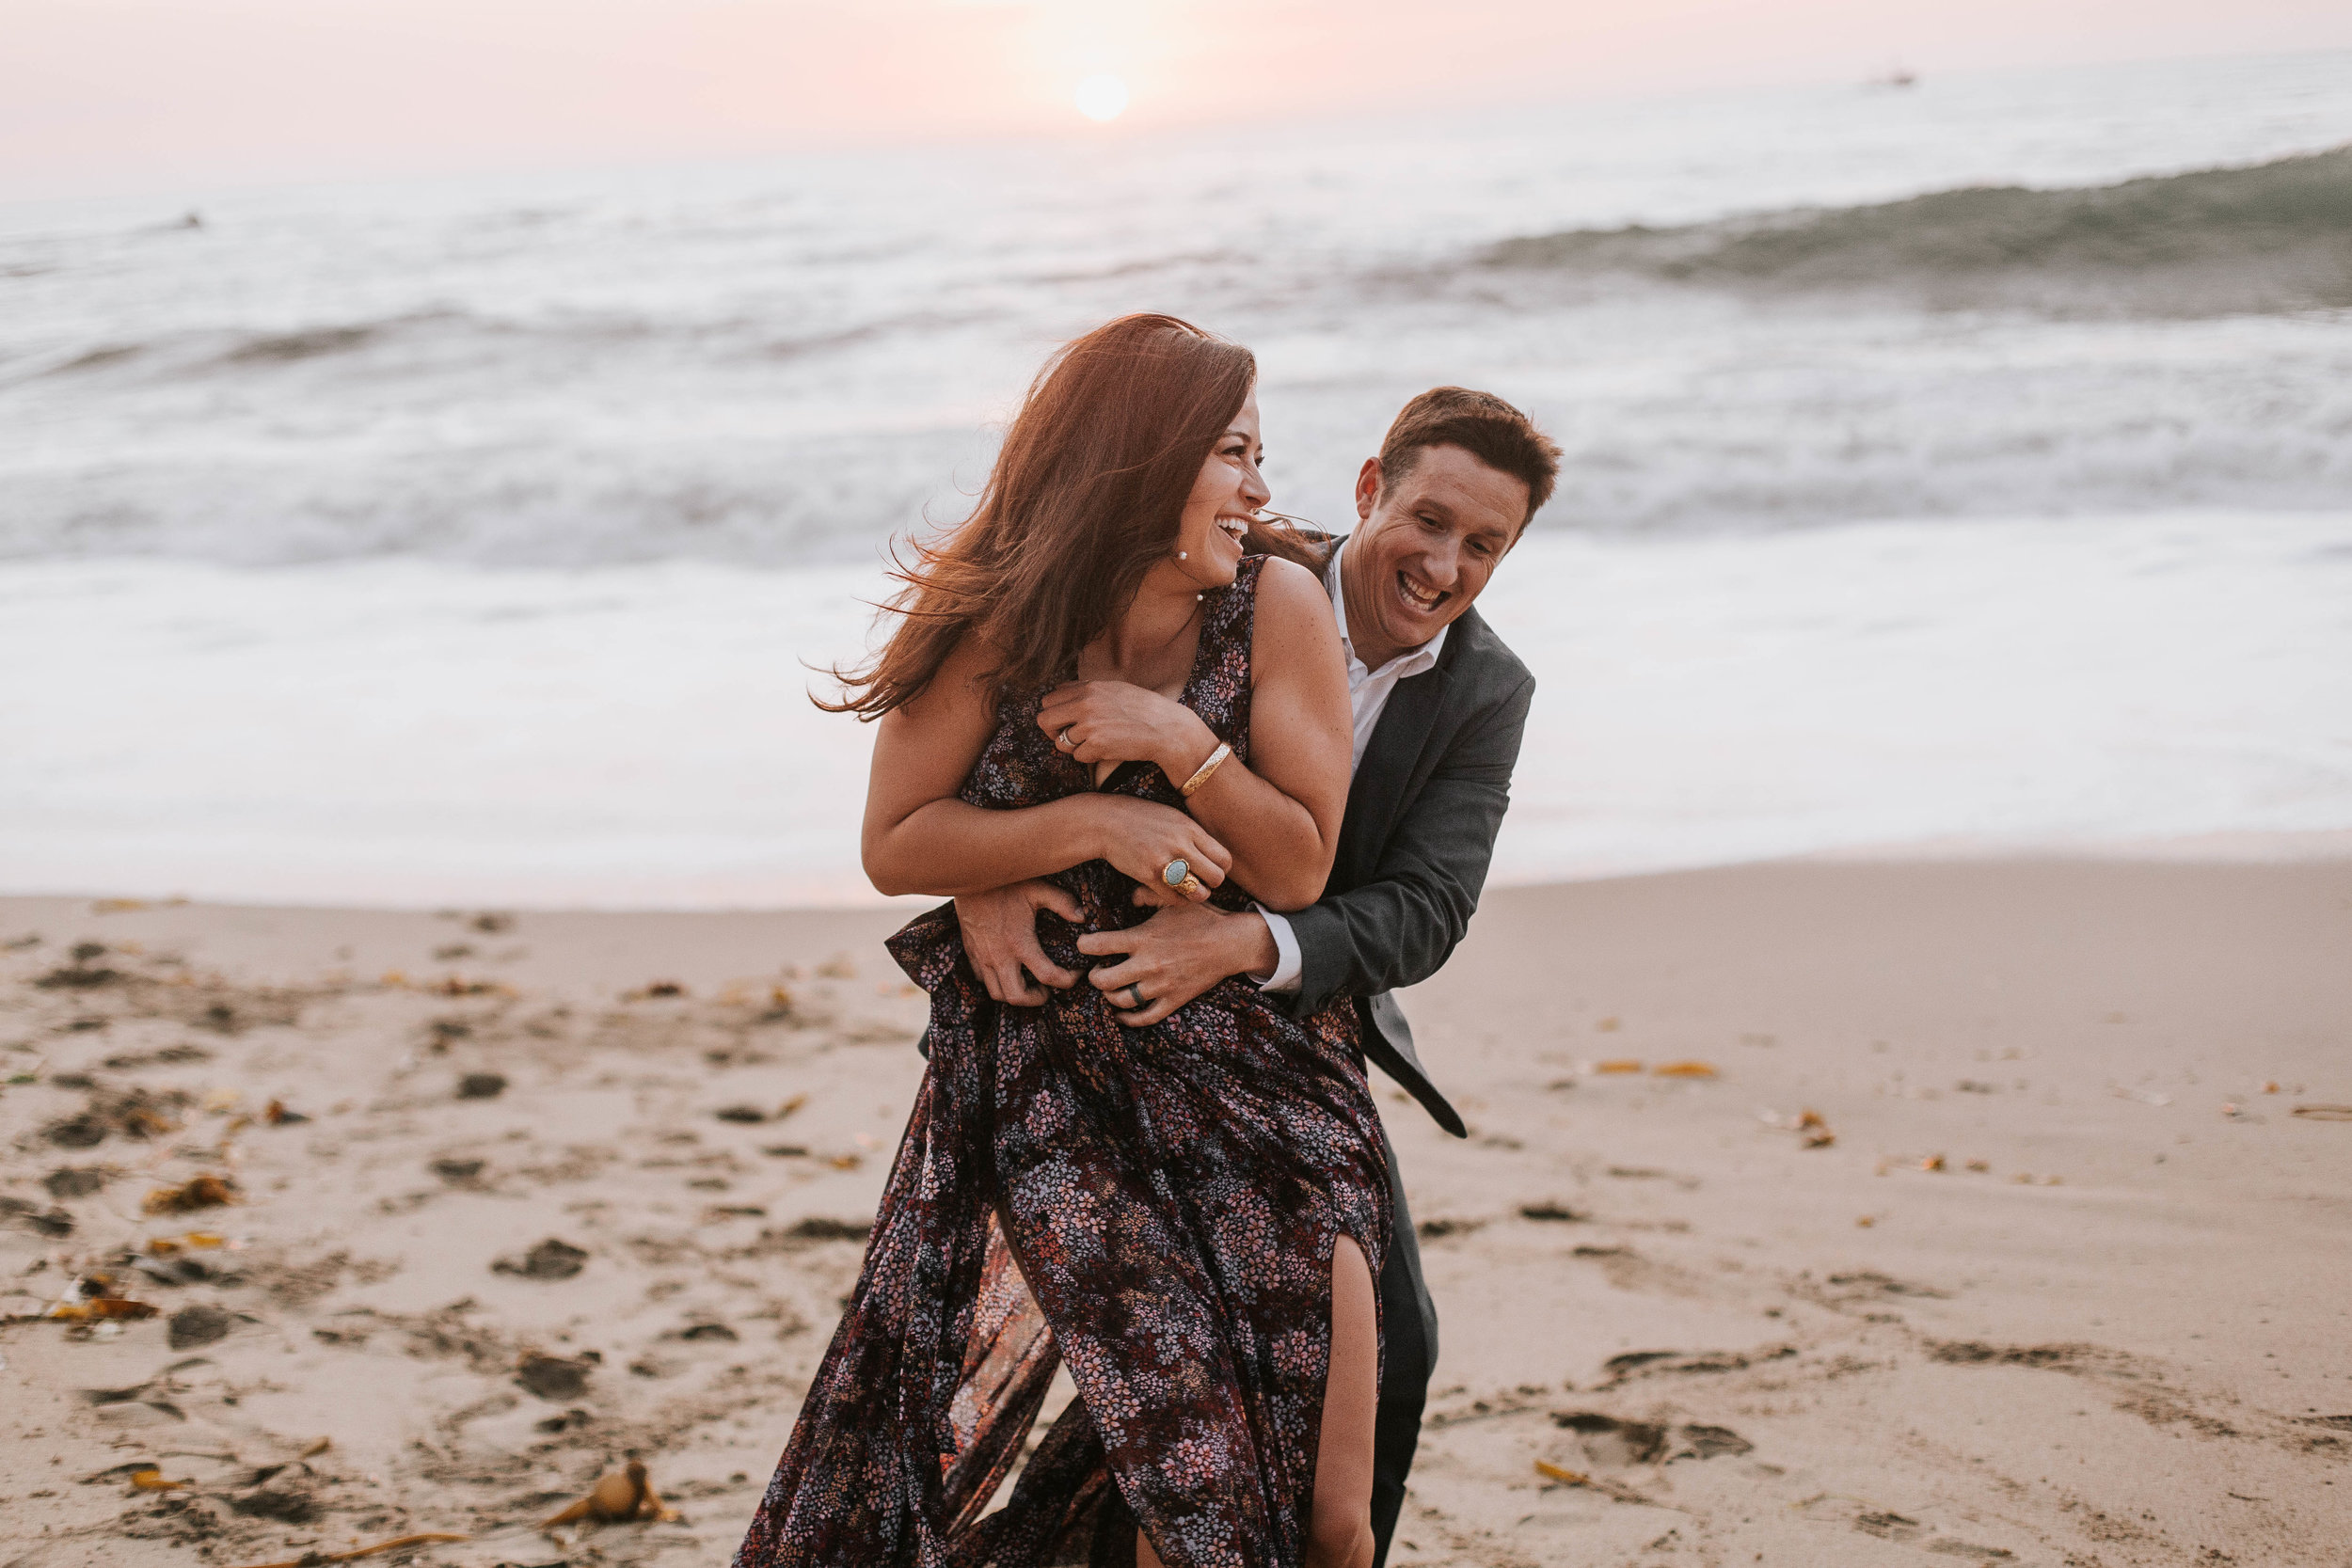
1252, 906, 1304, 992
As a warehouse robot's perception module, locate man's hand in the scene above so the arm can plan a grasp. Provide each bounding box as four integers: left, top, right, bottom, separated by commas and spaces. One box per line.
954, 880, 1083, 1005
1074, 895, 1280, 1027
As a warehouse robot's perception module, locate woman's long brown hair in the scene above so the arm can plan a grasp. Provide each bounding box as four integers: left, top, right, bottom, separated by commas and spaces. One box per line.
821, 313, 1257, 719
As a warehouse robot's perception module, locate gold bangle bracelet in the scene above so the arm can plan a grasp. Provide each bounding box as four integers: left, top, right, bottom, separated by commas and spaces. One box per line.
1177, 741, 1232, 798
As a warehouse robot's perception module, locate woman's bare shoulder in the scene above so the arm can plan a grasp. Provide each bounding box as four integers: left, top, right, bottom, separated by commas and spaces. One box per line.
1250, 554, 1340, 635
1246, 555, 1345, 693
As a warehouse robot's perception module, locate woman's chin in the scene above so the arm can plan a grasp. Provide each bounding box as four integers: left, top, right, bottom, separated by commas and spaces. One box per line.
1154, 532, 1245, 593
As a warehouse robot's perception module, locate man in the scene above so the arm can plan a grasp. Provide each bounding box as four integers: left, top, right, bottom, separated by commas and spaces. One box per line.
955, 385, 1556, 1563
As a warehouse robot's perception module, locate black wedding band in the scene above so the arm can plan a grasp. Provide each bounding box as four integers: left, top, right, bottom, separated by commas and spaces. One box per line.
1122, 984, 1146, 1009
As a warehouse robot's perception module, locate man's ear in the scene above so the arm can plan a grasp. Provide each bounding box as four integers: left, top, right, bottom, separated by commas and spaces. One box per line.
1502, 479, 1537, 556
1354, 456, 1383, 524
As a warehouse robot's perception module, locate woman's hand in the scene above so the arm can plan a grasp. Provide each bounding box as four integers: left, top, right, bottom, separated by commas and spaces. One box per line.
1038, 680, 1219, 782
1086, 795, 1231, 903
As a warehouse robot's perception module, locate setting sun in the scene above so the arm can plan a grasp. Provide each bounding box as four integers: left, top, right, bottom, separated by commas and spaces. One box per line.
1073, 72, 1130, 122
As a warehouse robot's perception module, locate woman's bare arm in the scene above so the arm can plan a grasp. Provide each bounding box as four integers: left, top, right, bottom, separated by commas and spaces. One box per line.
1034, 558, 1350, 911
1184, 557, 1351, 910
861, 631, 1234, 900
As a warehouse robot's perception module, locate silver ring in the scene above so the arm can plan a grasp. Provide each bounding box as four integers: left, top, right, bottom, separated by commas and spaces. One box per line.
1122, 984, 1146, 1009
1057, 727, 1076, 751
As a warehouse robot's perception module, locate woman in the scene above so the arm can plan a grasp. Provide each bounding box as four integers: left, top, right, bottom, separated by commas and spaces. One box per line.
734, 314, 1389, 1568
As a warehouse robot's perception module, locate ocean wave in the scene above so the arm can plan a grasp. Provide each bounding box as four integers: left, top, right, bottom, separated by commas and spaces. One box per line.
8, 59, 2352, 569
19, 306, 908, 388
27, 308, 510, 384
0, 424, 986, 568
222, 322, 395, 364
1481, 146, 2352, 315
9, 331, 2348, 566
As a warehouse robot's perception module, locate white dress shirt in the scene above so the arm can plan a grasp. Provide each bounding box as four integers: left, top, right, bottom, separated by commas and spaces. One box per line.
1255, 541, 1448, 991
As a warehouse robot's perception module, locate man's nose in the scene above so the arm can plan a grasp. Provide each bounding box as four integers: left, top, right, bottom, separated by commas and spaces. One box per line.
1418, 536, 1462, 588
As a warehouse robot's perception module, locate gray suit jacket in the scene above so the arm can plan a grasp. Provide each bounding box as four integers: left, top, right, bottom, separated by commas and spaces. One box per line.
1278, 597, 1533, 1138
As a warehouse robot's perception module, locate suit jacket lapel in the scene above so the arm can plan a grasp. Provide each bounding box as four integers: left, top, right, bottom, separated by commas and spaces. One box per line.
1338, 662, 1450, 886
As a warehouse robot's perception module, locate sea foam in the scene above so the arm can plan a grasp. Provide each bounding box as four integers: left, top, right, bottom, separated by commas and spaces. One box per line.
3, 513, 2344, 908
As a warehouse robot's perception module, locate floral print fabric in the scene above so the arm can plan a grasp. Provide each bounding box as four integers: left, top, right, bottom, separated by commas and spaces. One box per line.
734, 556, 1391, 1568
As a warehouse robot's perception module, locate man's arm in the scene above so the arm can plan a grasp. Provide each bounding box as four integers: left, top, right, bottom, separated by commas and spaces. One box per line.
953, 880, 1083, 1005
1282, 673, 1533, 1015
1076, 671, 1533, 1026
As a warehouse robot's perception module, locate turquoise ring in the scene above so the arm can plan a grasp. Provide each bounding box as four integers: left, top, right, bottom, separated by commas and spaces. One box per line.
1161, 858, 1189, 889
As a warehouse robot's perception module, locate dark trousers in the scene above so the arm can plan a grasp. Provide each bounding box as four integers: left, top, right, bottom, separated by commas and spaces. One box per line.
1371, 1138, 1437, 1567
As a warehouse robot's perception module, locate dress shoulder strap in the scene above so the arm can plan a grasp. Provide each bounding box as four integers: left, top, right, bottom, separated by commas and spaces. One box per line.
1182, 555, 1266, 758
1200, 553, 1268, 665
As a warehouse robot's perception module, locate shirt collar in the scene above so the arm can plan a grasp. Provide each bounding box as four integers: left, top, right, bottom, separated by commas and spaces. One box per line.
1327, 539, 1449, 680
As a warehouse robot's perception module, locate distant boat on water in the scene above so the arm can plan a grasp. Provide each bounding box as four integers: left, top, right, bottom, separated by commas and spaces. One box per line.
1872, 65, 1919, 89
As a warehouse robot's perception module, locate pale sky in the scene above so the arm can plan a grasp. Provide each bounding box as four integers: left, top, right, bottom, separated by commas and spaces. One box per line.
5, 0, 2349, 198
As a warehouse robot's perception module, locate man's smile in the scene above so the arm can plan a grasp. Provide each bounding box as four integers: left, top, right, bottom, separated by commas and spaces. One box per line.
1395, 571, 1450, 616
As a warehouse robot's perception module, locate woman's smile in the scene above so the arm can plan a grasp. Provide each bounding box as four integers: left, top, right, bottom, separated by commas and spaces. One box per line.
1168, 387, 1269, 586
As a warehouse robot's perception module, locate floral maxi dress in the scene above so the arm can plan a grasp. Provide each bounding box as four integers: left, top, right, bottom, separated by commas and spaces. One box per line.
733, 557, 1392, 1568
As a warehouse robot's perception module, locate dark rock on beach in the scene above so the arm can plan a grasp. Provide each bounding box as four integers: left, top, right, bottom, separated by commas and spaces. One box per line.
1677, 1423, 1754, 1459
45, 1166, 108, 1198
230, 1486, 318, 1524
168, 1303, 234, 1350
516, 1351, 596, 1401
1551, 1410, 1669, 1465
495, 1238, 588, 1279
45, 1116, 107, 1148
0, 1196, 74, 1235
36, 942, 121, 989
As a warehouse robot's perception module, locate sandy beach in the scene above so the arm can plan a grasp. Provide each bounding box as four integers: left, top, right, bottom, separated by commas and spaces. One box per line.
3, 857, 2347, 1567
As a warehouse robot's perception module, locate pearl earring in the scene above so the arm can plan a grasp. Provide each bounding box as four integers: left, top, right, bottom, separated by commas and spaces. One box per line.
1177, 551, 1188, 561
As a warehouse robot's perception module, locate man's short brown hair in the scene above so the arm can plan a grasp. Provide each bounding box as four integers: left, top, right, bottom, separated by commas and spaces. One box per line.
1377, 387, 1561, 526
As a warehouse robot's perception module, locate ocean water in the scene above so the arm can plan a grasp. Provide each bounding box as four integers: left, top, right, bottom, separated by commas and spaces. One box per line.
5, 52, 2351, 906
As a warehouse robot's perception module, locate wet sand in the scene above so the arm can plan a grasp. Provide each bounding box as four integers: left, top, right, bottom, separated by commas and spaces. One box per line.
3, 859, 2347, 1566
